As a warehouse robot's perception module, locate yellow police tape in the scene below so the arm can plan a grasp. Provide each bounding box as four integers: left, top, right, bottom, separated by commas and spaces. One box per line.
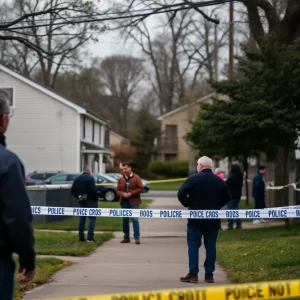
41, 279, 300, 300
26, 178, 187, 190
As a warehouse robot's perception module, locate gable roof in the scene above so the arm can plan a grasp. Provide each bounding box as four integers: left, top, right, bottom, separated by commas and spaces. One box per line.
110, 130, 129, 141
0, 64, 106, 124
157, 93, 215, 121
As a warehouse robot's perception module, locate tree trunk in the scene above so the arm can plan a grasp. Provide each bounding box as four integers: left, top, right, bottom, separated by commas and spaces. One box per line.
243, 155, 249, 205
274, 146, 292, 229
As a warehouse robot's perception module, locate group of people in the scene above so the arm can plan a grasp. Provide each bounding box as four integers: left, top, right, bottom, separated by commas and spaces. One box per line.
0, 91, 269, 298
215, 164, 267, 227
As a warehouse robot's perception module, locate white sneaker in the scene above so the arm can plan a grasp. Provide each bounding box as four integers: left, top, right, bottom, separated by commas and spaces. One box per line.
253, 219, 261, 224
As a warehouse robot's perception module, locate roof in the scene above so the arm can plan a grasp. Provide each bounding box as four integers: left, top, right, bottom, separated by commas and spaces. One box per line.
110, 130, 129, 140
157, 93, 215, 121
0, 64, 106, 124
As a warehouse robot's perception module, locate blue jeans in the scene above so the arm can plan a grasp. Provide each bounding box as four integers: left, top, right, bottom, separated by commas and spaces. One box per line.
78, 201, 97, 240
121, 201, 140, 239
227, 199, 242, 229
187, 226, 218, 276
0, 258, 15, 300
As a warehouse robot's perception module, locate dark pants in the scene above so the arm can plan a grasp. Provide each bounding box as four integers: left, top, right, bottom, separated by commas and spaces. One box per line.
254, 197, 266, 209
187, 226, 218, 276
227, 199, 242, 229
78, 201, 97, 241
0, 258, 15, 300
121, 201, 140, 239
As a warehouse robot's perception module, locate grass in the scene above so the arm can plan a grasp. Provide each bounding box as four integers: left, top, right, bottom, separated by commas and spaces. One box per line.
34, 231, 113, 256
150, 180, 185, 191
14, 257, 72, 300
34, 199, 152, 231
217, 222, 300, 284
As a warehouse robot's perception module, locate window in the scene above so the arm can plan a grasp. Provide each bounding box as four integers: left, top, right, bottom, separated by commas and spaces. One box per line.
99, 124, 102, 144
93, 176, 104, 183
51, 175, 68, 182
83, 116, 86, 139
67, 174, 79, 181
165, 124, 177, 138
0, 87, 14, 107
92, 121, 95, 142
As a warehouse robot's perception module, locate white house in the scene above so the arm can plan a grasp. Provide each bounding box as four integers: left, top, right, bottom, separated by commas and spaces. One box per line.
0, 64, 113, 174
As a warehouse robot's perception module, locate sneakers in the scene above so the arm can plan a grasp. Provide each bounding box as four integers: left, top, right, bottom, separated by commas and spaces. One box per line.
87, 239, 98, 243
205, 275, 214, 283
180, 273, 198, 283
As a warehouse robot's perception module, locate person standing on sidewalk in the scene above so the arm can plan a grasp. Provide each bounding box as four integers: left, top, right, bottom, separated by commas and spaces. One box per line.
71, 165, 98, 242
177, 156, 231, 284
226, 164, 243, 230
252, 165, 267, 224
0, 94, 36, 299
116, 162, 144, 244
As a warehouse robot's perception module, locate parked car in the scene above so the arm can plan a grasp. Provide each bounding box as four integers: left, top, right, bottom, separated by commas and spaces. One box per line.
105, 172, 150, 193
45, 172, 119, 202
26, 171, 63, 186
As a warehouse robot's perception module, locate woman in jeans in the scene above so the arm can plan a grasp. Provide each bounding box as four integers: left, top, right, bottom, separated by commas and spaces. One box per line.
226, 164, 243, 230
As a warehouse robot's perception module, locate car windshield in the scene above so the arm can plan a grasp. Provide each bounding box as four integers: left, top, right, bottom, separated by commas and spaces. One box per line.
100, 174, 118, 182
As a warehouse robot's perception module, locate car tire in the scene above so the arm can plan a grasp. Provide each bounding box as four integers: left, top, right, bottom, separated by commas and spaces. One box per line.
104, 190, 116, 202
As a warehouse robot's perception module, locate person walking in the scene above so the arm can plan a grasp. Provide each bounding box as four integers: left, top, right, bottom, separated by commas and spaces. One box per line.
71, 165, 98, 242
252, 165, 267, 224
178, 156, 231, 284
116, 162, 144, 244
226, 164, 243, 230
0, 94, 36, 299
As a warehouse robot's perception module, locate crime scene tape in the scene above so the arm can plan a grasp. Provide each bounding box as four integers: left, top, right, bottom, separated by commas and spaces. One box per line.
41, 279, 300, 300
31, 206, 300, 219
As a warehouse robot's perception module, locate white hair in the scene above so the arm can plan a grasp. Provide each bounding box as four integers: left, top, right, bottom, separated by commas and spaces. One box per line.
198, 156, 213, 169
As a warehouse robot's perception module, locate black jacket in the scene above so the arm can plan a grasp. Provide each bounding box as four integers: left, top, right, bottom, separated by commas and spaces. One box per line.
0, 133, 36, 271
71, 172, 98, 205
177, 169, 231, 229
226, 168, 243, 200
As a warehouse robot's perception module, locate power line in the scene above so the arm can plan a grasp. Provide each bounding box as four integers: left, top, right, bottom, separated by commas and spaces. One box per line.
0, 0, 233, 31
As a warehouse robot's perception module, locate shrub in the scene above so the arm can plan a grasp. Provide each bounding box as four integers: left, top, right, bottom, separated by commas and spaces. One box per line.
148, 160, 188, 179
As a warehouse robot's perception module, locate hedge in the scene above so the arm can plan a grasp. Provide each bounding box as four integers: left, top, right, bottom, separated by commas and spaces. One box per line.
148, 160, 189, 179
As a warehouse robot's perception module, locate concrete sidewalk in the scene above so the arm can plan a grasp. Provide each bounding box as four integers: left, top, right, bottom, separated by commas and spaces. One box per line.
24, 197, 229, 299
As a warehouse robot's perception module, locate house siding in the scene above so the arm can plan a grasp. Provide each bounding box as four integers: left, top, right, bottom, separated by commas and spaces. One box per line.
1, 70, 79, 173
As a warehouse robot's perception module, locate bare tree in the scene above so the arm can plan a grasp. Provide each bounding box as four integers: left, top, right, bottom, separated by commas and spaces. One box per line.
0, 0, 106, 87
99, 55, 144, 133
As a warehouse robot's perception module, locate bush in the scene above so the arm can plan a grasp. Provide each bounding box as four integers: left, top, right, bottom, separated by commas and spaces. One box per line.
148, 160, 188, 179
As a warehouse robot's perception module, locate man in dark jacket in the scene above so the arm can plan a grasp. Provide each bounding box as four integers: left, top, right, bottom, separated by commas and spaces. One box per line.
252, 165, 267, 224
177, 156, 231, 284
71, 165, 98, 242
226, 164, 243, 230
0, 94, 36, 299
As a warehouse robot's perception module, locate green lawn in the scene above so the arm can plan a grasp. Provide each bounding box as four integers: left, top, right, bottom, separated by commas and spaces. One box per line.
217, 222, 300, 283
34, 199, 152, 231
34, 231, 113, 256
150, 180, 185, 191
14, 257, 72, 300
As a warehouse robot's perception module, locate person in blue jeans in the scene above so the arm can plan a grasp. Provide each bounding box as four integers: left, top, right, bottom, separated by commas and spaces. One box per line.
71, 165, 99, 242
116, 162, 144, 244
177, 156, 231, 284
226, 164, 244, 230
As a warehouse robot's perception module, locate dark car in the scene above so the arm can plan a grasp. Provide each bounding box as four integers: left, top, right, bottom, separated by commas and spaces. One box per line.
26, 171, 63, 186
92, 174, 119, 202
105, 172, 150, 193
45, 172, 119, 202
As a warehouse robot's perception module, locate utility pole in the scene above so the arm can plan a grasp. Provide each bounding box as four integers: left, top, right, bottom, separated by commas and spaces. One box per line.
214, 14, 219, 81
229, 1, 234, 81
228, 1, 234, 170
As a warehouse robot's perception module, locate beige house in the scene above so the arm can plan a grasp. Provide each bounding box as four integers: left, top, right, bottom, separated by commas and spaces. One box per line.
109, 130, 130, 146
156, 93, 229, 173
